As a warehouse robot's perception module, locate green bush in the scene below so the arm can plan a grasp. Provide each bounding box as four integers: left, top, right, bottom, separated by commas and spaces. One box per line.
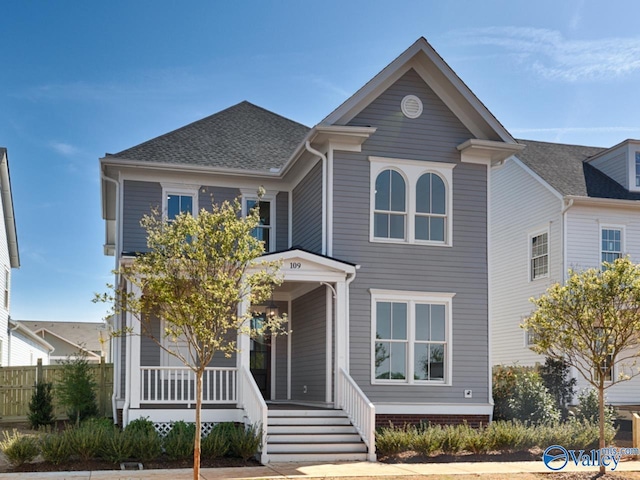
440, 424, 464, 454
57, 354, 98, 425
101, 428, 135, 464
39, 431, 72, 465
68, 419, 110, 461
0, 430, 39, 467
125, 417, 156, 435
163, 421, 195, 461
201, 423, 231, 459
28, 381, 55, 429
375, 424, 415, 457
539, 358, 576, 419
573, 388, 616, 426
229, 423, 262, 460
458, 423, 489, 454
412, 425, 443, 456
492, 365, 527, 421
507, 370, 560, 425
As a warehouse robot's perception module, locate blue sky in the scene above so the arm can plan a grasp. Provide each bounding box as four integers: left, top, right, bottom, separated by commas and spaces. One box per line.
3, 0, 640, 322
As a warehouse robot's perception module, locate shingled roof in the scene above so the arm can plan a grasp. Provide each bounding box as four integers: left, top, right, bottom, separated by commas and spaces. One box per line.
109, 101, 310, 171
515, 139, 640, 201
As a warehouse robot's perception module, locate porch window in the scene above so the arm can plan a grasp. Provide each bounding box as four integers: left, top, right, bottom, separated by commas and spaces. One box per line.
371, 290, 453, 385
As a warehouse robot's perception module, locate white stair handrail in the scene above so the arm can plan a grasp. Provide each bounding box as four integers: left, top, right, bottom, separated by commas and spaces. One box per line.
338, 367, 376, 461
240, 365, 268, 464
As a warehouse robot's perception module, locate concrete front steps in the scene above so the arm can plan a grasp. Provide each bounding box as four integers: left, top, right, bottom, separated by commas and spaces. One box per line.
266, 408, 369, 462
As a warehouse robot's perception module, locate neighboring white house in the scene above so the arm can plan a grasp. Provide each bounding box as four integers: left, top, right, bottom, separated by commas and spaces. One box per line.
7, 319, 53, 366
491, 138, 640, 405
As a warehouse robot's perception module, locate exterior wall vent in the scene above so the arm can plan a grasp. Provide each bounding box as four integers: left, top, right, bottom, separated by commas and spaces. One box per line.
401, 95, 423, 119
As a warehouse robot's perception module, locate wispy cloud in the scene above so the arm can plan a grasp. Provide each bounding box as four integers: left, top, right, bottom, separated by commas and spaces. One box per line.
305, 74, 351, 99
449, 27, 640, 81
50, 141, 79, 156
512, 126, 640, 135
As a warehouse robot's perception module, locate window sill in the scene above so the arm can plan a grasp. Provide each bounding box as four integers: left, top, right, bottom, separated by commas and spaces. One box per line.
372, 380, 451, 387
370, 237, 452, 247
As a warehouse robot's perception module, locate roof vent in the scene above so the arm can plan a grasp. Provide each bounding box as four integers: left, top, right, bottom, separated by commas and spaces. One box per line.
401, 95, 423, 119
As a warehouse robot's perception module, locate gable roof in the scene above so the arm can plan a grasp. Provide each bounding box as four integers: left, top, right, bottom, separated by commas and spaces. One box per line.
0, 148, 19, 268
514, 139, 640, 200
19, 321, 106, 354
107, 101, 310, 172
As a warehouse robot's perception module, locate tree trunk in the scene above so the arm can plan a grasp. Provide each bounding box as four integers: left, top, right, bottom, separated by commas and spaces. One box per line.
598, 383, 605, 475
194, 369, 203, 480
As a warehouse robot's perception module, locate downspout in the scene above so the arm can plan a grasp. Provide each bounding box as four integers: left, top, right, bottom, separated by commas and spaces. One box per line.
100, 170, 121, 424
561, 198, 574, 282
304, 142, 327, 255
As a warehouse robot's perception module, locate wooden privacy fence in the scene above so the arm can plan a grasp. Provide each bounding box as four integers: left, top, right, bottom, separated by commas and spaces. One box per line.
0, 358, 113, 422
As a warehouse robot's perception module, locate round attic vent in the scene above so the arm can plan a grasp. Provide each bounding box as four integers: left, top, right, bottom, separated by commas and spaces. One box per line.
401, 95, 423, 119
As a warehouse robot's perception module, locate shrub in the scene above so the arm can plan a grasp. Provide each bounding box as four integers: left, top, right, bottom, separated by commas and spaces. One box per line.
458, 423, 489, 454
229, 423, 262, 461
485, 420, 531, 452
492, 365, 531, 421
125, 417, 156, 435
375, 424, 415, 457
163, 421, 195, 461
0, 430, 39, 467
28, 381, 55, 429
440, 424, 464, 454
573, 388, 616, 426
124, 419, 162, 462
101, 428, 135, 464
539, 358, 576, 420
412, 425, 443, 456
57, 354, 98, 425
68, 418, 110, 461
507, 370, 560, 425
201, 423, 231, 459
39, 431, 72, 465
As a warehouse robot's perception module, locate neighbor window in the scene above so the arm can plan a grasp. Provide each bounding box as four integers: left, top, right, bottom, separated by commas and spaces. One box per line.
3, 268, 9, 310
601, 228, 622, 264
371, 290, 453, 385
369, 157, 455, 246
635, 152, 640, 188
595, 328, 614, 382
530, 232, 549, 280
374, 169, 406, 240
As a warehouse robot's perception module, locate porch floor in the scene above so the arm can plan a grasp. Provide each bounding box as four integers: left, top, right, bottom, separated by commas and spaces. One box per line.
266, 402, 335, 410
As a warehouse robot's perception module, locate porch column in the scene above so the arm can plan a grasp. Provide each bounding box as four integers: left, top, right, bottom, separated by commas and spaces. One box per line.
325, 284, 333, 405
236, 297, 250, 407
334, 279, 347, 406
129, 282, 142, 409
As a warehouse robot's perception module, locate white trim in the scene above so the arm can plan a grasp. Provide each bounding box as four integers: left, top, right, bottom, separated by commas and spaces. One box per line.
369, 156, 454, 246
370, 289, 454, 387
3, 267, 9, 311
287, 298, 292, 400
327, 146, 334, 257
374, 403, 493, 415
528, 227, 550, 282
599, 222, 625, 265
127, 408, 242, 425
241, 192, 277, 253
486, 163, 494, 412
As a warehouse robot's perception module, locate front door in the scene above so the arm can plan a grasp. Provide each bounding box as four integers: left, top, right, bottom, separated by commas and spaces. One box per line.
250, 313, 271, 398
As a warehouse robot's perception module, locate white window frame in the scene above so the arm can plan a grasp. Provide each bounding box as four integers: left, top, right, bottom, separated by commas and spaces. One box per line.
241, 190, 276, 253
369, 157, 454, 247
3, 267, 9, 310
600, 224, 624, 267
635, 151, 640, 189
529, 228, 549, 282
370, 289, 454, 386
161, 183, 199, 220
160, 317, 191, 367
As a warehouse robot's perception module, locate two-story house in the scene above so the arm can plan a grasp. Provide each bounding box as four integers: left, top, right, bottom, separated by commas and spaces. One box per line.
100, 37, 522, 463
491, 138, 640, 407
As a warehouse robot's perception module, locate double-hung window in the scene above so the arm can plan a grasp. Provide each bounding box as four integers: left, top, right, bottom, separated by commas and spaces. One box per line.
162, 184, 198, 220
242, 192, 276, 253
371, 290, 453, 385
601, 227, 622, 265
530, 231, 549, 280
635, 151, 640, 188
370, 157, 454, 246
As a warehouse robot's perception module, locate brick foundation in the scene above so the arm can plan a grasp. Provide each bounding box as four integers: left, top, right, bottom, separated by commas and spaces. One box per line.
376, 414, 490, 428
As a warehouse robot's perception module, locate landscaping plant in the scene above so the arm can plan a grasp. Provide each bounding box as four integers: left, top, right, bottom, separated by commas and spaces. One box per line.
39, 431, 72, 465
57, 353, 99, 425
0, 430, 39, 467
27, 380, 55, 429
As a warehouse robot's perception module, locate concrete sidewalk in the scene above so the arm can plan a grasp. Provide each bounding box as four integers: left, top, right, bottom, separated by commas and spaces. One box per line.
2, 460, 640, 480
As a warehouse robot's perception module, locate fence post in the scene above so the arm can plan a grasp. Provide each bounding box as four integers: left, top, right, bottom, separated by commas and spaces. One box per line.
36, 358, 43, 383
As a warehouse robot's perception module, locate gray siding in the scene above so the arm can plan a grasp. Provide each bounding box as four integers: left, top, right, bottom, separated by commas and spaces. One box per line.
140, 314, 161, 367
335, 69, 489, 404
292, 161, 322, 253
122, 180, 162, 253
276, 192, 289, 251
272, 300, 289, 400
199, 186, 241, 211
290, 287, 326, 402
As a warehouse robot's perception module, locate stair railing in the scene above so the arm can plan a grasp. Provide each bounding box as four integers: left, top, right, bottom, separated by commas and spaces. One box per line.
337, 367, 376, 461
240, 365, 268, 464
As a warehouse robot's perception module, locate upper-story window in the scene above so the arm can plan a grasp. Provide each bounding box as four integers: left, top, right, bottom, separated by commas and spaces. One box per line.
415, 173, 446, 242
374, 169, 406, 240
162, 184, 199, 220
530, 231, 549, 281
601, 227, 622, 264
3, 268, 9, 310
242, 191, 276, 253
635, 152, 640, 188
369, 157, 454, 246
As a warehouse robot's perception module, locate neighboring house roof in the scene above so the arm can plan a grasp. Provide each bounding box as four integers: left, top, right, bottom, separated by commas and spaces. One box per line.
0, 148, 19, 268
8, 320, 54, 352
18, 321, 106, 356
107, 101, 310, 172
514, 139, 640, 201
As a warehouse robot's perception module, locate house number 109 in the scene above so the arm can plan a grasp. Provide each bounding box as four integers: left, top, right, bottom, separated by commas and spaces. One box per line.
290, 262, 302, 269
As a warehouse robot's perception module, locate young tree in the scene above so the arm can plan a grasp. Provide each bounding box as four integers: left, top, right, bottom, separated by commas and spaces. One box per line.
57, 353, 99, 425
523, 257, 640, 473
97, 195, 283, 479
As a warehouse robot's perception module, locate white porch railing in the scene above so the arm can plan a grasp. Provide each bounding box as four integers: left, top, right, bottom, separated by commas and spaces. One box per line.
338, 367, 376, 461
240, 365, 268, 464
140, 367, 237, 404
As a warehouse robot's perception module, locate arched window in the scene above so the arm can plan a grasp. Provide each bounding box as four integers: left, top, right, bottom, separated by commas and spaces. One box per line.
415, 173, 446, 242
374, 169, 406, 239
